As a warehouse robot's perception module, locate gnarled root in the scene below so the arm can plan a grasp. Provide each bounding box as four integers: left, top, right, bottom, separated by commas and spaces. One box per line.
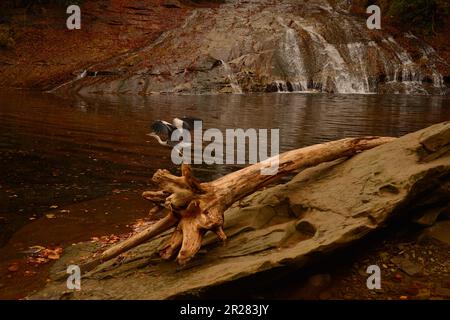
150, 164, 225, 264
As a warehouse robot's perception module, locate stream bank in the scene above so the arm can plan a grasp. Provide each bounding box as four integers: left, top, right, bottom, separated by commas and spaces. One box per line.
28, 122, 450, 300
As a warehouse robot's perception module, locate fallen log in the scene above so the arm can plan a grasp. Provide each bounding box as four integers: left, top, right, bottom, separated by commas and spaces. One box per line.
78, 136, 395, 274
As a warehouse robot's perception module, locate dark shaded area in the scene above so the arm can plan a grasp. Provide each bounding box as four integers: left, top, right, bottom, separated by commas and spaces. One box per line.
0, 149, 146, 247
358, 0, 449, 34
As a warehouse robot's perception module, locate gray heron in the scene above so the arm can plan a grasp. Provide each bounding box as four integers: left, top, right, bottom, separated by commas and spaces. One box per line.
147, 117, 202, 150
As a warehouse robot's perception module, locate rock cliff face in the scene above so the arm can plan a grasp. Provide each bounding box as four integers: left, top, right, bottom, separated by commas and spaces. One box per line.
30, 121, 450, 299
57, 0, 449, 95
0, 0, 219, 89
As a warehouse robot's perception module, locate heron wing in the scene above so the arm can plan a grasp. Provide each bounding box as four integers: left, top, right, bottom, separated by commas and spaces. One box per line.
179, 117, 203, 130
151, 120, 175, 139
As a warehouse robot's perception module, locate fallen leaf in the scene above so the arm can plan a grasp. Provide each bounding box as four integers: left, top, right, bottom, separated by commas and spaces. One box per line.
8, 264, 19, 272
47, 253, 60, 260
28, 257, 48, 264
45, 214, 56, 219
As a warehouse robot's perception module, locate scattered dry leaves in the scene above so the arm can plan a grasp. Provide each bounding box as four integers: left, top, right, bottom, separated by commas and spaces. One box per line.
90, 234, 121, 245
26, 246, 63, 265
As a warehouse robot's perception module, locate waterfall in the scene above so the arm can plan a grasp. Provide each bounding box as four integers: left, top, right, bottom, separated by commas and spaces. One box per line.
274, 80, 287, 92
272, 80, 308, 93
413, 35, 445, 90
278, 19, 308, 91
301, 24, 368, 94
386, 37, 418, 83
290, 82, 303, 92
379, 36, 446, 94
370, 41, 395, 82
220, 60, 243, 94
53, 0, 448, 96
347, 42, 371, 93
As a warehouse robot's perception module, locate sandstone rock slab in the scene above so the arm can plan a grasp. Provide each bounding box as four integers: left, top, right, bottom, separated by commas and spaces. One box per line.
30, 122, 450, 299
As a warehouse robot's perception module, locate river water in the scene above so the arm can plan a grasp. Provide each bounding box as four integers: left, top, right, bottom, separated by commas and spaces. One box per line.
0, 90, 449, 298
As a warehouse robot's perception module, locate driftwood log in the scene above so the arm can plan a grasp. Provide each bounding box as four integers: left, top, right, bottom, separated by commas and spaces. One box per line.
79, 136, 395, 274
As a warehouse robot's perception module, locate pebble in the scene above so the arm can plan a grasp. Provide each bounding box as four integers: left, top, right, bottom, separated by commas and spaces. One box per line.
394, 273, 403, 281
391, 256, 423, 276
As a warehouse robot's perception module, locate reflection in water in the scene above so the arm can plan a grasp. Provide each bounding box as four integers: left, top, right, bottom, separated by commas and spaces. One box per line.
0, 90, 449, 247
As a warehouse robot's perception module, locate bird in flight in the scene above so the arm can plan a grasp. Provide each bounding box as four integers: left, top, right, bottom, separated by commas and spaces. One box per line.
147, 117, 202, 150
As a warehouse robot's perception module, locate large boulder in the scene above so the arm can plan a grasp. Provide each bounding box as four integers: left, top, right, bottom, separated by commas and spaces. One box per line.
30, 122, 450, 299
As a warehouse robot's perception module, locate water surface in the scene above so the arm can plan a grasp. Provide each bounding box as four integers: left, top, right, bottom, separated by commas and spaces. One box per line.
1, 90, 450, 246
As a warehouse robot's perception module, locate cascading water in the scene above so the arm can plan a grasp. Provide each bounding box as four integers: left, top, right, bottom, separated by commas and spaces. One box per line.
406, 32, 445, 90
278, 18, 309, 91
271, 17, 447, 95
220, 60, 243, 94
300, 24, 368, 94
274, 80, 288, 92
347, 42, 371, 93
55, 0, 448, 96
